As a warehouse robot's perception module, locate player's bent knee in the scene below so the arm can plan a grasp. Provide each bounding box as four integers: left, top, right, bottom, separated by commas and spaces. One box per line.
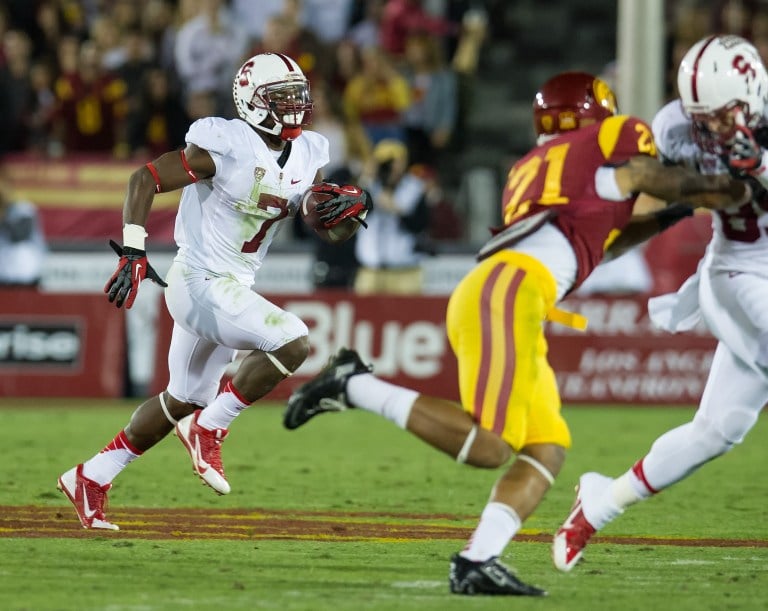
164, 393, 199, 421
461, 427, 512, 468
266, 336, 310, 377
690, 415, 737, 458
693, 405, 760, 457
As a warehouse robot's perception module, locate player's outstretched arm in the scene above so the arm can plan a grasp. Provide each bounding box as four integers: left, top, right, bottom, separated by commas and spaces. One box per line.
615, 155, 751, 209
604, 203, 694, 261
105, 144, 216, 309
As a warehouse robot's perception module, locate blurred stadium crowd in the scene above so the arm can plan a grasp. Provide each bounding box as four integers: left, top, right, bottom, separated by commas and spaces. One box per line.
4, 0, 768, 177
0, 0, 485, 185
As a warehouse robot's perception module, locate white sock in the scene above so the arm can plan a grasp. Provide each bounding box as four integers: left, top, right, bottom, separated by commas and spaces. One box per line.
197, 380, 250, 430
82, 430, 142, 486
460, 502, 521, 561
611, 471, 647, 509
346, 373, 418, 429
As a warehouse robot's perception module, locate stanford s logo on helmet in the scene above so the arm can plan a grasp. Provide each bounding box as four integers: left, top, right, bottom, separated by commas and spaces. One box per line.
677, 34, 768, 154
233, 53, 313, 141
533, 71, 618, 140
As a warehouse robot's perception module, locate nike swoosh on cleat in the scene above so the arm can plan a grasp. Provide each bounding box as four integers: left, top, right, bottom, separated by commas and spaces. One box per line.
193, 435, 209, 474
135, 263, 143, 281
82, 484, 97, 519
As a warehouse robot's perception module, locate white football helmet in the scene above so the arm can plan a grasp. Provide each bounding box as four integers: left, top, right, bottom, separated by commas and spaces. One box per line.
232, 53, 313, 141
677, 34, 768, 153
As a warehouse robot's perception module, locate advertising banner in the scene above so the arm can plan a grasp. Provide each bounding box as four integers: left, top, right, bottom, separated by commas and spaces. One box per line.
0, 290, 125, 397
548, 295, 716, 404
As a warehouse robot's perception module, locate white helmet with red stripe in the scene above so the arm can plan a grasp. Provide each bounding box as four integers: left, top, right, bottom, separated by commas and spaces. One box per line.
677, 35, 768, 152
232, 53, 313, 141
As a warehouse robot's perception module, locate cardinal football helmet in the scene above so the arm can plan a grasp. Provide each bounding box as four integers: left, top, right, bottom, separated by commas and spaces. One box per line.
533, 71, 618, 140
677, 34, 768, 154
232, 53, 313, 141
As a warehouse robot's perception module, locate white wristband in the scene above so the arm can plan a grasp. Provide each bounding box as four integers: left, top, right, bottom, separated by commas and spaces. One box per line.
594, 166, 628, 201
123, 224, 148, 250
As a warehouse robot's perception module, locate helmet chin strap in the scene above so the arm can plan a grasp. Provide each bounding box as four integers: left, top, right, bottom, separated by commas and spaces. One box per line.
254, 119, 282, 137
254, 113, 303, 141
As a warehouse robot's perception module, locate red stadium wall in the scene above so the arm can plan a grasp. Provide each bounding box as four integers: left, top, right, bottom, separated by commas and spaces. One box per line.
5, 154, 177, 244
0, 290, 126, 397
150, 293, 716, 405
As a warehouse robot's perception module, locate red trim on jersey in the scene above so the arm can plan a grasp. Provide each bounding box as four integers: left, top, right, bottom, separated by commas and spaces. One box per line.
224, 380, 249, 406
631, 458, 659, 494
102, 430, 143, 456
179, 149, 199, 183
145, 162, 162, 193
691, 35, 718, 103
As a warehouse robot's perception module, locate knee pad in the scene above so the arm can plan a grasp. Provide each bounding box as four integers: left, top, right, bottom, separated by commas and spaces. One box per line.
689, 413, 741, 459
704, 405, 760, 446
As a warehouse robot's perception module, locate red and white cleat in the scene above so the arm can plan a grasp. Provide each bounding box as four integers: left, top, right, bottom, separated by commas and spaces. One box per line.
552, 472, 615, 571
57, 464, 119, 530
175, 409, 230, 495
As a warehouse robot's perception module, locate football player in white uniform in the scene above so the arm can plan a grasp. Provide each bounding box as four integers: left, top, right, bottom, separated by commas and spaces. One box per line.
554, 34, 768, 571
57, 52, 371, 530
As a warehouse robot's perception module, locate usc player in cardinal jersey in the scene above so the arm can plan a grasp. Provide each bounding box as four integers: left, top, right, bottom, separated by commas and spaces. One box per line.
282, 70, 748, 596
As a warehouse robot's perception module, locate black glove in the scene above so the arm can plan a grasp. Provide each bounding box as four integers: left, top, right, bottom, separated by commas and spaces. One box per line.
728, 125, 764, 174
655, 203, 694, 230
104, 239, 167, 309
312, 183, 373, 228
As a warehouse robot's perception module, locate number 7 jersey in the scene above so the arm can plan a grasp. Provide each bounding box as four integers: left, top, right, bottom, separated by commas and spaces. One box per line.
173, 117, 329, 283
501, 115, 656, 288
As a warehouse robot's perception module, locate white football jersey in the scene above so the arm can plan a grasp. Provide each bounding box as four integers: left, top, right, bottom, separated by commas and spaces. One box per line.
652, 100, 768, 274
173, 117, 329, 283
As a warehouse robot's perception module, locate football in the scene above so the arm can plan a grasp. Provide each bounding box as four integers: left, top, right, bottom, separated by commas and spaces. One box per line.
299, 186, 358, 244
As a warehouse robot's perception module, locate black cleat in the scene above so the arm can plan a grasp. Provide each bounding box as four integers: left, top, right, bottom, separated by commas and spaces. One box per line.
449, 554, 547, 596
283, 348, 372, 430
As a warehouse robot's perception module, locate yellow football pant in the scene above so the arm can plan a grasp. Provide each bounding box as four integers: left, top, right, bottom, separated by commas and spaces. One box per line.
446, 250, 572, 451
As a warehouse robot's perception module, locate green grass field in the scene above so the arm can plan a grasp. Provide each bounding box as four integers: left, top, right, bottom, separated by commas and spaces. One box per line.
1, 399, 766, 610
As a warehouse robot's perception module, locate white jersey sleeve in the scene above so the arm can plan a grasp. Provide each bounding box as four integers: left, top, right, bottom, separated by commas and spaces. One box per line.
651, 100, 701, 169
185, 117, 234, 173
